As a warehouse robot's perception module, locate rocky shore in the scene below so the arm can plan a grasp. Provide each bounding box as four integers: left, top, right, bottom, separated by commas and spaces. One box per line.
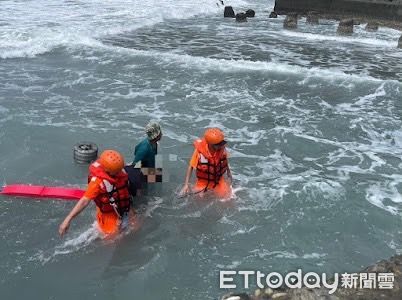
220, 254, 402, 300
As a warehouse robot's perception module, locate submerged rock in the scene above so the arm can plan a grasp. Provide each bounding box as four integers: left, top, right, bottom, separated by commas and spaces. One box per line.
269, 11, 278, 18
236, 13, 247, 23
284, 13, 298, 29
245, 9, 255, 18
399, 35, 402, 49
337, 18, 354, 35
365, 21, 379, 32
224, 6, 235, 18
306, 11, 319, 25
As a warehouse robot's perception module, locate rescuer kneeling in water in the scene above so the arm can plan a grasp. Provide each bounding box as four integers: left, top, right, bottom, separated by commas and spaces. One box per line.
180, 128, 232, 199
59, 150, 131, 236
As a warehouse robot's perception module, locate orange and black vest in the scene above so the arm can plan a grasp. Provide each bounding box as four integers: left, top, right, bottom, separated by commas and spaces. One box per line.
194, 139, 228, 188
88, 161, 130, 217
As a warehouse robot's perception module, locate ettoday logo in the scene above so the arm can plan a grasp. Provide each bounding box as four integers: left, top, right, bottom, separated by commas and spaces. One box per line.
219, 270, 395, 294
219, 270, 338, 295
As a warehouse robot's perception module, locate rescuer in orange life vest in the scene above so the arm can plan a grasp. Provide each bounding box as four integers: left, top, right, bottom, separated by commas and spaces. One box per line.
180, 128, 233, 199
59, 150, 132, 236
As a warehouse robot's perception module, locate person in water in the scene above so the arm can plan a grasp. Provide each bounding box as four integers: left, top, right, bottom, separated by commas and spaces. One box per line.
125, 121, 162, 197
132, 121, 162, 168
59, 150, 131, 236
180, 127, 233, 198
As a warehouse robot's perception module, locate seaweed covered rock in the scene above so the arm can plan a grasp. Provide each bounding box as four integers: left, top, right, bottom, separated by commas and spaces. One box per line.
236, 13, 247, 23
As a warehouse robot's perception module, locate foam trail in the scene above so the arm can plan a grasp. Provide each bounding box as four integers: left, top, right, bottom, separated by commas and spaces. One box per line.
366, 181, 402, 215
100, 44, 395, 84
280, 30, 400, 48
30, 223, 101, 265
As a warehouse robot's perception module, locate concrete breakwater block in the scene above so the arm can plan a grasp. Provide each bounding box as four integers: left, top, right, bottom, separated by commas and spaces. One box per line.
365, 21, 379, 31
245, 9, 255, 18
224, 6, 235, 18
337, 18, 354, 35
236, 13, 247, 22
306, 11, 319, 24
284, 13, 298, 29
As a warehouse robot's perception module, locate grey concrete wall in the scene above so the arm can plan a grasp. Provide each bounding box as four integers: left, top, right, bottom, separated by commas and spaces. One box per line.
274, 0, 402, 20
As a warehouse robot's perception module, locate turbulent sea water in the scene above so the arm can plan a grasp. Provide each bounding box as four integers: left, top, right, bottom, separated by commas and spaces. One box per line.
1, 0, 402, 299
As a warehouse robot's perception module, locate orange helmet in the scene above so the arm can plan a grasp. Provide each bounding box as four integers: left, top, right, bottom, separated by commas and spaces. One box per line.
204, 128, 225, 145
99, 150, 124, 174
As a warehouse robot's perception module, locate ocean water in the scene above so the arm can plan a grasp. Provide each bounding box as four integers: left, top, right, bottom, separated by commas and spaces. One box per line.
1, 0, 402, 299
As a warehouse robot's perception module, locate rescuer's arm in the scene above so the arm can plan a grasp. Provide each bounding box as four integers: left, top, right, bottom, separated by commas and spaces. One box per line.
180, 165, 193, 196
59, 196, 91, 237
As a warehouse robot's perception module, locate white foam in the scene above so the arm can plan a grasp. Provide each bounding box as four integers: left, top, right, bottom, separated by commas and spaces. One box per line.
29, 223, 101, 264
335, 83, 387, 112
302, 180, 344, 201
0, 0, 248, 58
216, 260, 242, 269
366, 180, 402, 215
251, 249, 326, 260
280, 30, 399, 48
101, 44, 390, 83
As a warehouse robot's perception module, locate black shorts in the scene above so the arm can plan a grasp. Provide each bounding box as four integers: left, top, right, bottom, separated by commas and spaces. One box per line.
124, 165, 145, 197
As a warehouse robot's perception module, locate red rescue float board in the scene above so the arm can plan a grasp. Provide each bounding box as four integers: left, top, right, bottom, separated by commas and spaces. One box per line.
0, 184, 85, 200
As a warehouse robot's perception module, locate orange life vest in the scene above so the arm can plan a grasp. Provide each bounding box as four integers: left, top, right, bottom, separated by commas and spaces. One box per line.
88, 161, 130, 217
194, 138, 228, 188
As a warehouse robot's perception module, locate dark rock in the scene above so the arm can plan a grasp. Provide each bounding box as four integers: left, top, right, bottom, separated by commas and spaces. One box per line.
337, 18, 354, 35
306, 11, 319, 25
353, 19, 361, 25
284, 13, 298, 29
224, 6, 235, 18
399, 35, 402, 49
269, 11, 278, 18
236, 13, 248, 23
365, 21, 379, 32
245, 9, 255, 18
